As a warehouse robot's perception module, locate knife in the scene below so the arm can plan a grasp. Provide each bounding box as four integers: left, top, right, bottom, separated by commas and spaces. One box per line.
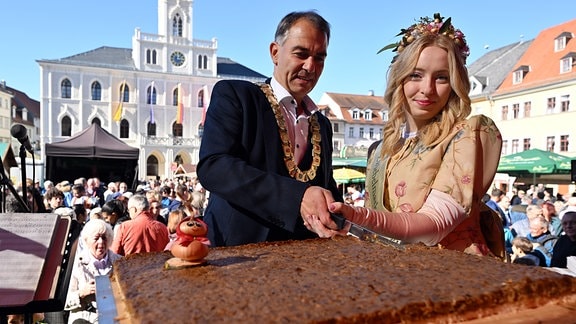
330, 213, 405, 250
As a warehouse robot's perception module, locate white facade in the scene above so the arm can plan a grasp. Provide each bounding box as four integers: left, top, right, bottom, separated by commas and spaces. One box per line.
38, 0, 264, 183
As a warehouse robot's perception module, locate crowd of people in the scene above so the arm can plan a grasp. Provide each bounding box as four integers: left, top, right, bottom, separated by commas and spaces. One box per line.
4, 175, 208, 323
485, 186, 576, 268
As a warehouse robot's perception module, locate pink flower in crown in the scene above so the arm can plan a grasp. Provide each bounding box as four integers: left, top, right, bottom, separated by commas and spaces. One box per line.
461, 175, 472, 185
395, 181, 407, 198
398, 203, 414, 213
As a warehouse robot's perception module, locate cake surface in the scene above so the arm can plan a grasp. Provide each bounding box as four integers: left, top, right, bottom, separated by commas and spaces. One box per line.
110, 236, 576, 323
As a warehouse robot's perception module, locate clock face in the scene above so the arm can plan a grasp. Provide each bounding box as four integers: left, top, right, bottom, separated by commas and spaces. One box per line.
171, 51, 185, 66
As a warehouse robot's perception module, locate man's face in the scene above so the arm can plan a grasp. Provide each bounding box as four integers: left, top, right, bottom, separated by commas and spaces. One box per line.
562, 213, 576, 240
270, 19, 328, 104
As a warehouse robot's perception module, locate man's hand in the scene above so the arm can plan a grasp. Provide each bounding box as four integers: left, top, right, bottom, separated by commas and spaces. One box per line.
300, 186, 339, 236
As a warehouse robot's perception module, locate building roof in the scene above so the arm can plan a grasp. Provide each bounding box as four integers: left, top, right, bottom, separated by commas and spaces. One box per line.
495, 18, 576, 95
37, 46, 267, 79
7, 86, 40, 124
468, 40, 533, 99
320, 92, 388, 125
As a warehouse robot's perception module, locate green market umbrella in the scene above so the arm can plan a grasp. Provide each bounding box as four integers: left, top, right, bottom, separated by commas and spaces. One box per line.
497, 148, 572, 174
333, 167, 366, 184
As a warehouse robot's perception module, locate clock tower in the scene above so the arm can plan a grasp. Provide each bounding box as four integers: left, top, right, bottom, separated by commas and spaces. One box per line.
132, 0, 217, 77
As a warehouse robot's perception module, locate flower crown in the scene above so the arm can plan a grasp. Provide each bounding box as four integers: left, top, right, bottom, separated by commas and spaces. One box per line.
378, 13, 470, 63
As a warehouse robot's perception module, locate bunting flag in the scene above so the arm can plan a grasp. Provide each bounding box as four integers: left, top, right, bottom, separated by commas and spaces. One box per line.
176, 83, 184, 124
113, 81, 126, 122
149, 81, 156, 124
200, 84, 210, 126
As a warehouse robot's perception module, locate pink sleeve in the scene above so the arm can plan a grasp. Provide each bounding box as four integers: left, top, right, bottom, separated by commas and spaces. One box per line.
347, 189, 466, 246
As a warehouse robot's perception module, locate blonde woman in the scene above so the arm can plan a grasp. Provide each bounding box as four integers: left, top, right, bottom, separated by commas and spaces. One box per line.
309, 13, 504, 258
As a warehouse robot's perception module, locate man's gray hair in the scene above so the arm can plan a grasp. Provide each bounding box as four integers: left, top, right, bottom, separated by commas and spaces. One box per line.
128, 194, 149, 212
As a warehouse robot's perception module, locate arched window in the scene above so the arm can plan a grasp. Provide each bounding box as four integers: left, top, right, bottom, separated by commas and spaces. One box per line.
147, 86, 157, 105
61, 78, 72, 99
61, 116, 72, 136
92, 118, 101, 126
197, 124, 204, 137
174, 154, 183, 165
146, 155, 159, 177
197, 89, 204, 107
120, 119, 129, 138
152, 50, 157, 64
91, 81, 101, 101
172, 87, 179, 106
121, 83, 130, 103
197, 55, 208, 69
172, 121, 183, 137
147, 121, 156, 136
172, 13, 183, 37
146, 49, 151, 64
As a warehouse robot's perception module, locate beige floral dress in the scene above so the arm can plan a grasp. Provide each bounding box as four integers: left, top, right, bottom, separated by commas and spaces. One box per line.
365, 115, 505, 257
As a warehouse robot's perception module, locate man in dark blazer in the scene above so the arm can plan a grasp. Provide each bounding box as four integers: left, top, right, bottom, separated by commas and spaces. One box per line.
197, 11, 342, 247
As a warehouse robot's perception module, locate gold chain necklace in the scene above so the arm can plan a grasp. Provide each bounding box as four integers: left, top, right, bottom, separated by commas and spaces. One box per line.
259, 83, 321, 182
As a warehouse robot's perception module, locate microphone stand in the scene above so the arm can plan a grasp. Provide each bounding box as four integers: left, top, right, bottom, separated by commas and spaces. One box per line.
0, 153, 30, 213
18, 144, 30, 211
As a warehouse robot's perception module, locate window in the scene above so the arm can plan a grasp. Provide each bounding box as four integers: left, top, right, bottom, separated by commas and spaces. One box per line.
381, 111, 389, 122
121, 83, 130, 103
524, 101, 531, 117
546, 136, 555, 152
512, 65, 529, 84
560, 135, 569, 152
348, 127, 354, 138
501, 105, 508, 120
198, 124, 204, 137
91, 81, 101, 101
369, 128, 374, 139
197, 89, 205, 108
172, 121, 183, 137
561, 95, 570, 112
333, 123, 339, 133
147, 155, 159, 177
511, 139, 519, 154
512, 104, 519, 119
364, 109, 372, 121
554, 32, 571, 52
523, 138, 531, 151
501, 140, 508, 156
359, 128, 364, 138
147, 121, 156, 136
547, 97, 556, 113
61, 116, 71, 136
172, 13, 183, 37
352, 109, 359, 120
145, 49, 158, 64
560, 57, 572, 73
120, 119, 129, 138
147, 85, 157, 105
173, 88, 179, 106
198, 55, 208, 69
61, 78, 71, 99
513, 71, 523, 84
333, 141, 340, 151
91, 118, 101, 126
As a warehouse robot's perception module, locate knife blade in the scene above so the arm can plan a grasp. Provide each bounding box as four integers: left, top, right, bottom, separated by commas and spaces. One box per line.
330, 213, 405, 250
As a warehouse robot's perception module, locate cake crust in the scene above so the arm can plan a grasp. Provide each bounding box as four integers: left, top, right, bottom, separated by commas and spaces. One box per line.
110, 236, 576, 323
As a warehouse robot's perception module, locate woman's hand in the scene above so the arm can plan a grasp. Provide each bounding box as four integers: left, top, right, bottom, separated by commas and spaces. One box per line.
79, 279, 96, 298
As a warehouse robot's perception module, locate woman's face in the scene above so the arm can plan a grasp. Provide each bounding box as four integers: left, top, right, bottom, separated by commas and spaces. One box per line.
402, 46, 452, 130
87, 232, 108, 260
102, 211, 119, 225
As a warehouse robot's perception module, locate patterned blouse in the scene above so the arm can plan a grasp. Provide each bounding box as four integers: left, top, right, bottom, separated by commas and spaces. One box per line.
365, 115, 504, 257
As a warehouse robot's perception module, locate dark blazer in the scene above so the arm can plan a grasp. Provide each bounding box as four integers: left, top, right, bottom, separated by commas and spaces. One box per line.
197, 79, 341, 247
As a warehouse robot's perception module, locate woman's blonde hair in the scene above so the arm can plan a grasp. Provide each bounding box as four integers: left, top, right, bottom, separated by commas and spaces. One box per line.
167, 209, 185, 234
381, 34, 471, 157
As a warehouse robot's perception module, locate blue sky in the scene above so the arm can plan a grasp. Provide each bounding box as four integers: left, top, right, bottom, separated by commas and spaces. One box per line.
1, 1, 574, 102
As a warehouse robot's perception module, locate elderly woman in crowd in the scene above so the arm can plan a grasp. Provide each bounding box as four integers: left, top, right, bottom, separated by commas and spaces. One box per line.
65, 219, 122, 323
